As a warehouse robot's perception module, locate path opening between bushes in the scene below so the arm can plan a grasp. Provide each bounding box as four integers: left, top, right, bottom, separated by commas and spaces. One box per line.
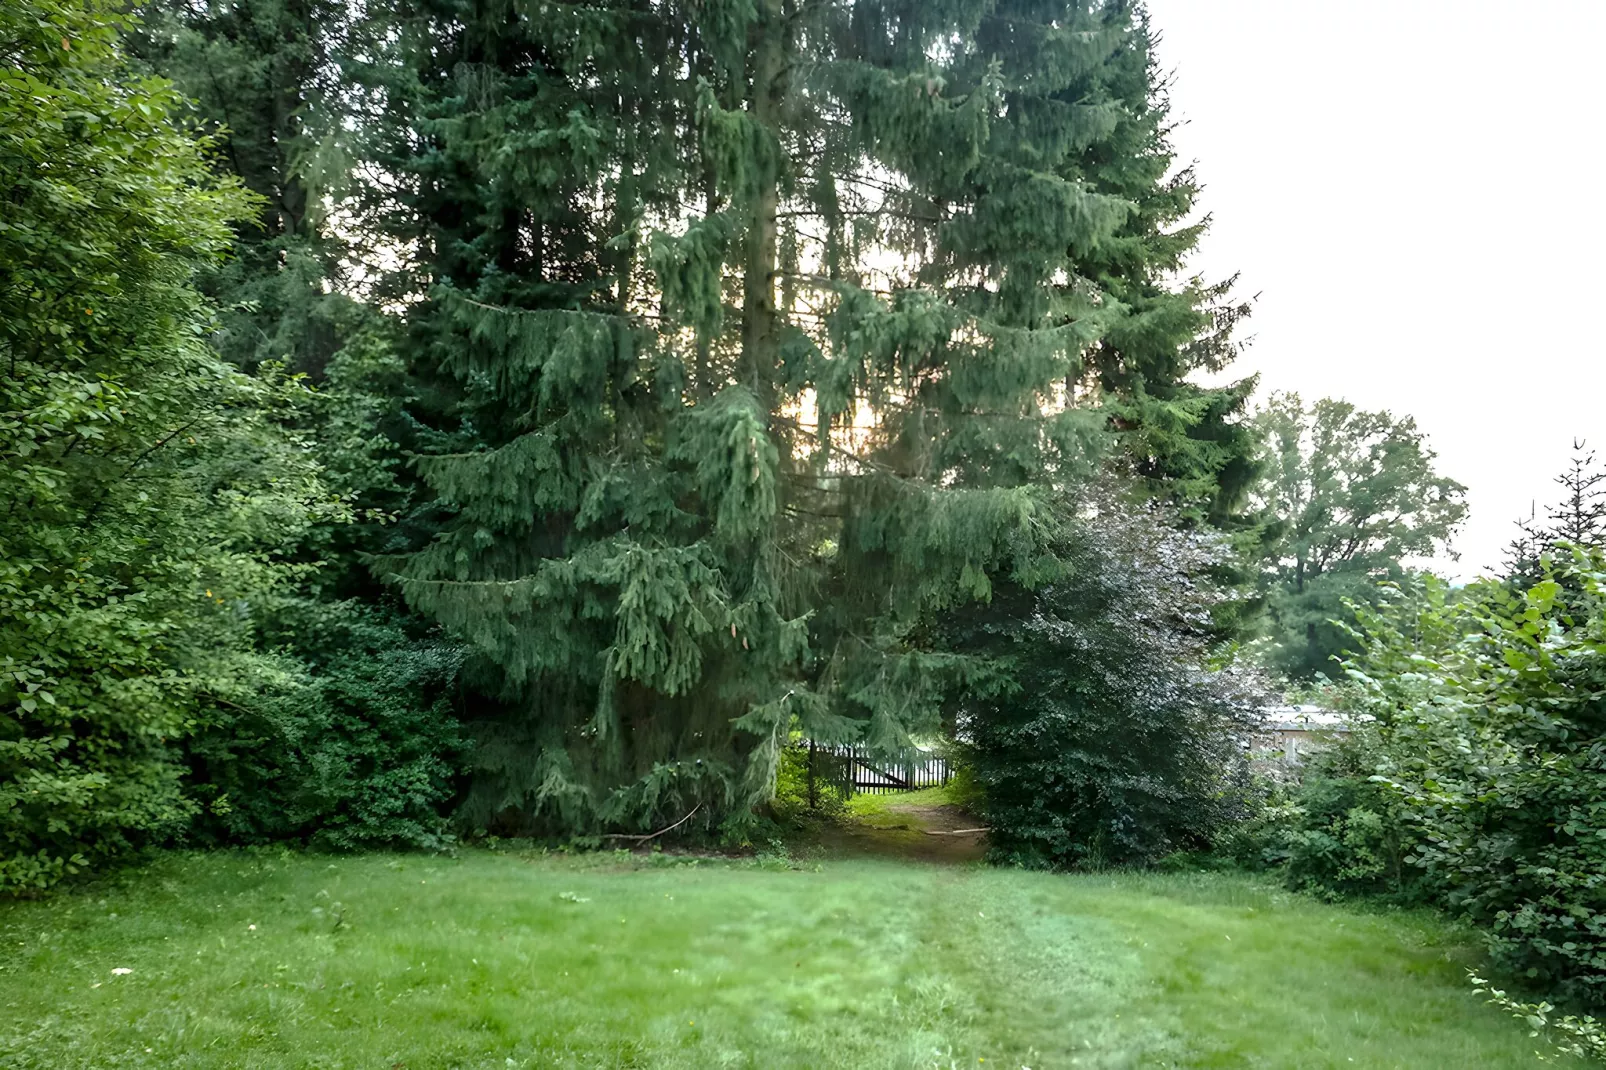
821, 785, 989, 863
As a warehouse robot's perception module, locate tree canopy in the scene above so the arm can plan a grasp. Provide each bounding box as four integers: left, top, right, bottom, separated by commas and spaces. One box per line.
5, 0, 1268, 878
355, 0, 1261, 834
1251, 391, 1466, 678
0, 0, 327, 889
14, 0, 1602, 1037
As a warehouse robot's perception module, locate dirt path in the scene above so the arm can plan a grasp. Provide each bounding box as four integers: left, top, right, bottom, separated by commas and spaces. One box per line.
821, 797, 988, 863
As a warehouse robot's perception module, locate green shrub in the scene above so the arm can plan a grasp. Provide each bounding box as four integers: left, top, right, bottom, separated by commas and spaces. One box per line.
768, 744, 849, 823
945, 497, 1263, 868
1206, 774, 1299, 872
1294, 566, 1606, 1007
942, 762, 984, 813
0, 0, 320, 892
186, 604, 465, 851
1277, 731, 1434, 902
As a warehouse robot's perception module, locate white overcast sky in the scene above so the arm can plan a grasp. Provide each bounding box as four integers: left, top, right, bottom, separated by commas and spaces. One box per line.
1143, 0, 1606, 579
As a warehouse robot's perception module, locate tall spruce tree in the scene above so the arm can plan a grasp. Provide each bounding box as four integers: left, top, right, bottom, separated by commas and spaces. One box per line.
132, 0, 423, 600
372, 0, 1255, 834
1072, 13, 1257, 524
1547, 441, 1606, 549
130, 0, 355, 376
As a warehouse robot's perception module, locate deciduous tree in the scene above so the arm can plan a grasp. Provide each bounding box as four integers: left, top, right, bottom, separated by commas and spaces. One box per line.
1252, 392, 1466, 678
945, 488, 1261, 867
0, 0, 327, 889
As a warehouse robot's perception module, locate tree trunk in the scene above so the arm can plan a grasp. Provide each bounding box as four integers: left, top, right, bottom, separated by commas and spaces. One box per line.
739, 0, 784, 412
695, 172, 718, 398
274, 0, 312, 239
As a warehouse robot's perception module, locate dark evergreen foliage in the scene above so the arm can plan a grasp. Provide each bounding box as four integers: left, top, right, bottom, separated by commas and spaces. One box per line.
12, 0, 1262, 866
1504, 440, 1606, 587
129, 0, 358, 377
130, 0, 412, 602
369, 0, 1259, 835
1548, 444, 1606, 548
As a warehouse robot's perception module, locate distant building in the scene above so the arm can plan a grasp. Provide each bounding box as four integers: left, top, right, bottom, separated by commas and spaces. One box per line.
1257, 704, 1360, 765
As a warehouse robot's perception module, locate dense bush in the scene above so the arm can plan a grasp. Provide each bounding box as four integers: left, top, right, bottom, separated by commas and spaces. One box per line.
0, 0, 472, 891
0, 0, 330, 891
1283, 566, 1606, 1008
187, 604, 465, 851
1275, 728, 1431, 900
945, 497, 1263, 868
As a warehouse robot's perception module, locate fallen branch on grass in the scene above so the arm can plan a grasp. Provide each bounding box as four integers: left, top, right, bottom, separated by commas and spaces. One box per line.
922, 827, 989, 836
600, 805, 701, 843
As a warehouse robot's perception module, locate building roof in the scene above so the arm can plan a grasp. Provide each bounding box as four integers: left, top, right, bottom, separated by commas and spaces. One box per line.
1260, 704, 1365, 732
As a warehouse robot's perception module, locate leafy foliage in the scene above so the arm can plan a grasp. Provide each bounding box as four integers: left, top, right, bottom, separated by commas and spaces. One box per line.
14, 0, 1268, 865
186, 604, 465, 851
1473, 973, 1606, 1064
0, 0, 445, 888
119, 0, 462, 857
1283, 567, 1606, 1008
1275, 727, 1429, 900
768, 743, 850, 825
1252, 392, 1466, 678
0, 0, 344, 890
946, 491, 1263, 867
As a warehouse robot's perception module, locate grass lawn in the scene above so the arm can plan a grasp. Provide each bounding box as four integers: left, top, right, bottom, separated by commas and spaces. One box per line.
0, 836, 1547, 1069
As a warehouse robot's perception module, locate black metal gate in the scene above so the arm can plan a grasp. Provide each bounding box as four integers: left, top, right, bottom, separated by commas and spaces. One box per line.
797, 741, 951, 801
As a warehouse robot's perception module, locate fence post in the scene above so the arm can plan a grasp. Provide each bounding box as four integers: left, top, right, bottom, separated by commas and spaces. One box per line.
806, 739, 817, 810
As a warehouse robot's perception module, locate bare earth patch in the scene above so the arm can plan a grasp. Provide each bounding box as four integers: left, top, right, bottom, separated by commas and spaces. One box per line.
823, 791, 988, 863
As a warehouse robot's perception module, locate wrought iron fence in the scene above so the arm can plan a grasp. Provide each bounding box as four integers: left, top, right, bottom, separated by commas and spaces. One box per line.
793, 741, 951, 802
